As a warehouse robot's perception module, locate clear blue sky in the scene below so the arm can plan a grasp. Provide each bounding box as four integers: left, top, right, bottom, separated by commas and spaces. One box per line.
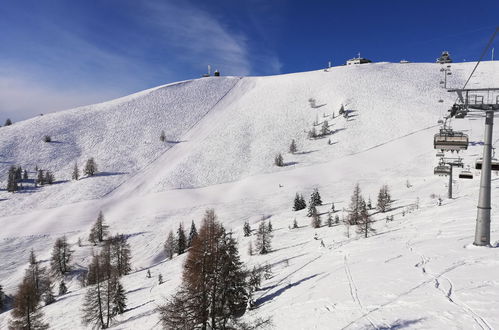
1, 0, 498, 120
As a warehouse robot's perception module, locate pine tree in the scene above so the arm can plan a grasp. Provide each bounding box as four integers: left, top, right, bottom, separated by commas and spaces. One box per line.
7, 165, 19, 192
176, 223, 187, 255
311, 208, 321, 228
9, 277, 49, 330
308, 127, 317, 139
160, 130, 166, 142
44, 170, 54, 185
307, 204, 317, 217
255, 221, 272, 254
36, 169, 45, 186
348, 184, 364, 225
274, 153, 284, 167
292, 218, 298, 229
43, 284, 55, 305
109, 234, 132, 276
111, 279, 127, 316
26, 250, 50, 301
327, 212, 333, 227
89, 211, 109, 244
146, 269, 151, 278
158, 274, 164, 285
331, 202, 335, 212
5, 118, 12, 126
339, 104, 345, 115
367, 196, 373, 210
187, 220, 198, 248
356, 199, 375, 238
267, 220, 273, 232
377, 185, 392, 212
321, 120, 330, 136
164, 231, 176, 260
243, 221, 251, 236
293, 193, 307, 211
334, 214, 340, 224
311, 188, 322, 206
289, 139, 297, 153
58, 281, 68, 295
72, 163, 80, 180
50, 236, 72, 276
84, 157, 98, 176
159, 209, 248, 329
23, 169, 28, 181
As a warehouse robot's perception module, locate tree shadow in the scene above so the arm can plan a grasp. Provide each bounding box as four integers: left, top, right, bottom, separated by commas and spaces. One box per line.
255, 273, 320, 306
283, 161, 298, 167
166, 140, 186, 144
294, 150, 318, 155
375, 318, 425, 329
94, 171, 127, 177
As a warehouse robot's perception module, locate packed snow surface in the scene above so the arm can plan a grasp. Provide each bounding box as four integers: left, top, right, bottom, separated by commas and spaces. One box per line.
1, 61, 499, 329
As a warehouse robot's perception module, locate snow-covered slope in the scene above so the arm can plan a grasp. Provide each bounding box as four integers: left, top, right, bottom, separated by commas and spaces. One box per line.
1, 61, 499, 329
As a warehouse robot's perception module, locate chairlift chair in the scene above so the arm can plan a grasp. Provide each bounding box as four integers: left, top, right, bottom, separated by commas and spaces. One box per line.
434, 164, 451, 176
433, 128, 469, 151
475, 158, 499, 171
458, 168, 473, 179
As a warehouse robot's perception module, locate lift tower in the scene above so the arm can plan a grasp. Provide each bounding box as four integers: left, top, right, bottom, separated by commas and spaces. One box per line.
448, 88, 499, 246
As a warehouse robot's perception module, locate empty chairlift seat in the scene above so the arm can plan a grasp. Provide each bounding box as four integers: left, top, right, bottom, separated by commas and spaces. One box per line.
458, 169, 473, 179
434, 164, 451, 176
475, 158, 499, 171
434, 129, 468, 151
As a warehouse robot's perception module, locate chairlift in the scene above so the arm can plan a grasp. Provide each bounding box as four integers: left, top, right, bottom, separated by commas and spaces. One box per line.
475, 158, 499, 171
434, 164, 451, 176
458, 168, 473, 179
434, 128, 469, 151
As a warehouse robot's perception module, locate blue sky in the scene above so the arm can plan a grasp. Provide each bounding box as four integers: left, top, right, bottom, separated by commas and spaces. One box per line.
1, 0, 498, 121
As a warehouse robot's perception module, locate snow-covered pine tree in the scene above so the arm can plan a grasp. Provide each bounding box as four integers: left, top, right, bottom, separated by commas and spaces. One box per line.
36, 169, 45, 186
311, 188, 322, 206
88, 211, 109, 244
44, 170, 54, 184
308, 127, 317, 139
58, 281, 67, 295
72, 162, 80, 180
176, 223, 187, 255
255, 221, 272, 254
111, 278, 127, 316
307, 203, 317, 217
267, 220, 273, 232
289, 139, 297, 153
293, 193, 305, 211
164, 230, 176, 260
243, 221, 251, 236
274, 153, 284, 167
321, 120, 329, 136
84, 157, 98, 176
187, 220, 198, 248
50, 235, 72, 276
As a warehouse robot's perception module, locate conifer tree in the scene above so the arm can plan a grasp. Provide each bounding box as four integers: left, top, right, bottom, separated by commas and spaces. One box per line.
243, 221, 251, 236
23, 169, 28, 181
0, 284, 5, 311
146, 270, 151, 279
187, 221, 198, 248
58, 281, 68, 295
267, 220, 273, 232
293, 193, 307, 211
327, 212, 333, 227
292, 218, 299, 229
164, 231, 176, 260
255, 221, 272, 254
72, 163, 80, 180
347, 184, 364, 225
27, 250, 50, 301
311, 208, 321, 228
36, 169, 45, 186
111, 279, 127, 316
160, 130, 166, 142
84, 157, 98, 176
5, 118, 12, 126
176, 223, 187, 255
7, 165, 19, 192
311, 188, 323, 206
321, 120, 330, 136
44, 170, 54, 185
289, 139, 297, 153
339, 104, 345, 115
158, 274, 164, 285
43, 284, 55, 305
50, 236, 72, 276
307, 204, 317, 217
308, 127, 317, 139
109, 234, 132, 276
89, 211, 109, 244
274, 153, 284, 167
356, 199, 375, 238
9, 277, 49, 330
334, 214, 340, 224
377, 185, 392, 212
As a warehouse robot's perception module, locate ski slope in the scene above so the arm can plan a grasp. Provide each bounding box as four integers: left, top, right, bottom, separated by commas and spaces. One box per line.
1, 61, 499, 329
